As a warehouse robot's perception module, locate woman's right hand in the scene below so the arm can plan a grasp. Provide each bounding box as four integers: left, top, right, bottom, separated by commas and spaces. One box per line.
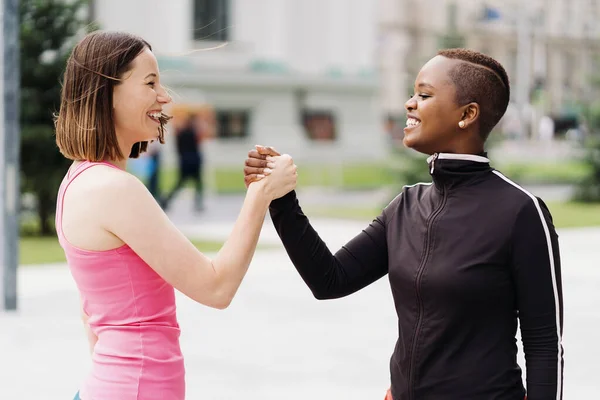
254, 153, 297, 200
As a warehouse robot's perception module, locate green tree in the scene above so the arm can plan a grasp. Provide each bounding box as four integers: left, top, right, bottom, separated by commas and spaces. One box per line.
573, 59, 600, 203
574, 137, 600, 202
20, 0, 92, 235
574, 106, 600, 202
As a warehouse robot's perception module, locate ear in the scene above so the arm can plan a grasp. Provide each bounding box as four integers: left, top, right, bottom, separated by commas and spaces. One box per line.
459, 102, 480, 129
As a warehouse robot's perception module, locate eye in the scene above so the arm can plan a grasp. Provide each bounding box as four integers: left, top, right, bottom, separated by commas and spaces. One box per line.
147, 81, 156, 88
408, 93, 431, 100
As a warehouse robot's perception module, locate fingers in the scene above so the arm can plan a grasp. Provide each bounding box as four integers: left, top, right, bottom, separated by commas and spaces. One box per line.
244, 166, 271, 176
245, 150, 276, 178
255, 145, 281, 156
247, 149, 267, 160
245, 156, 270, 168
244, 174, 265, 188
266, 154, 293, 165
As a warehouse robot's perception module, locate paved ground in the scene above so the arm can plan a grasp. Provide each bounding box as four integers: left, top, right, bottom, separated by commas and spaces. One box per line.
2, 206, 599, 399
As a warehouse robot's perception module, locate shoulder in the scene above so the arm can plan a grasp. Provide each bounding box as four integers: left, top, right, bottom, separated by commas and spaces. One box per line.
68, 164, 150, 206
490, 169, 555, 226
383, 182, 433, 218
489, 169, 540, 205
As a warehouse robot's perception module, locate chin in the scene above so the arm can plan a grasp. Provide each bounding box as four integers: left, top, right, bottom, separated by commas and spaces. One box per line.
403, 137, 433, 156
403, 135, 419, 151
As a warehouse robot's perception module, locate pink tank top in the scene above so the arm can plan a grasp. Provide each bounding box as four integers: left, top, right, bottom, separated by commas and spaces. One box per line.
56, 161, 185, 400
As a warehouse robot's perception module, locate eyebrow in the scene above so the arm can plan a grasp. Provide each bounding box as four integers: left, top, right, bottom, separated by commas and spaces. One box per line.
144, 73, 157, 80
417, 82, 435, 90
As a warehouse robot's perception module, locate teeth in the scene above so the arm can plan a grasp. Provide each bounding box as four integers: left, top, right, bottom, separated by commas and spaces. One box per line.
406, 118, 420, 127
148, 112, 162, 119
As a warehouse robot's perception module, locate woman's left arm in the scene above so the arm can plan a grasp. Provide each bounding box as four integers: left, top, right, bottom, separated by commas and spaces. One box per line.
511, 198, 564, 400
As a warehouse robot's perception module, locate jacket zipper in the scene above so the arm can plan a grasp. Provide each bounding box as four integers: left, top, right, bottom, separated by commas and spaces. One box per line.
430, 153, 438, 174
407, 174, 447, 400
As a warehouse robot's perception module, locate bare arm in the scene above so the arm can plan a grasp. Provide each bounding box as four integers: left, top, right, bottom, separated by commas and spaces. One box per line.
101, 155, 296, 309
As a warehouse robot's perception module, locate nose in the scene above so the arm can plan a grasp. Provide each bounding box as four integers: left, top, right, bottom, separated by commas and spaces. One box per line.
405, 95, 416, 112
156, 85, 172, 104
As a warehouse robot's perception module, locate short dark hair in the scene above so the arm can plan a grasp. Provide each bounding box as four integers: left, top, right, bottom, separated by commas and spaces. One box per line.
437, 48, 510, 139
55, 31, 165, 161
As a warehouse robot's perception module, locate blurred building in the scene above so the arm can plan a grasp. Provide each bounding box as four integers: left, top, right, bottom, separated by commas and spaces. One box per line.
91, 0, 385, 168
379, 0, 600, 138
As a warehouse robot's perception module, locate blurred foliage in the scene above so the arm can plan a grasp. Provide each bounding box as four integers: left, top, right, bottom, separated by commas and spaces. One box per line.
497, 161, 588, 185
388, 146, 431, 190
574, 63, 600, 202
304, 200, 600, 229
20, 0, 93, 235
147, 163, 397, 195
19, 235, 277, 266
574, 137, 600, 202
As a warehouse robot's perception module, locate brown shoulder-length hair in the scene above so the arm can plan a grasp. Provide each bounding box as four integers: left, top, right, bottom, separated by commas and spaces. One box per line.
55, 31, 167, 161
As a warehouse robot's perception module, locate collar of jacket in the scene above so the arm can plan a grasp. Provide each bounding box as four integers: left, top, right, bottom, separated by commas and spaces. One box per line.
426, 152, 492, 191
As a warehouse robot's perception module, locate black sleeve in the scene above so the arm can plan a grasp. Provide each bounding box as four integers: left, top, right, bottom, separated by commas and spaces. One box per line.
510, 197, 564, 400
268, 191, 393, 300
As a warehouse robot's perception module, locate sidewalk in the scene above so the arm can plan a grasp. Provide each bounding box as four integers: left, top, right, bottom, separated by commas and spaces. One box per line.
2, 215, 599, 398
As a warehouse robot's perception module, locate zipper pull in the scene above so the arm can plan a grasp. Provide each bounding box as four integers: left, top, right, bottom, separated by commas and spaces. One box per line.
430, 153, 438, 174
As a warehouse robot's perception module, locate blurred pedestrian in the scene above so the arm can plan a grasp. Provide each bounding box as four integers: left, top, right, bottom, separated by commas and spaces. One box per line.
146, 139, 162, 199
161, 113, 205, 211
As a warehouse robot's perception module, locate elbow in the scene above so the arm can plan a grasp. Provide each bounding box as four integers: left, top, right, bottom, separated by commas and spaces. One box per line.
215, 293, 234, 310
199, 262, 235, 309
311, 288, 335, 300
212, 295, 232, 310
200, 296, 232, 310
190, 286, 234, 309
206, 287, 235, 310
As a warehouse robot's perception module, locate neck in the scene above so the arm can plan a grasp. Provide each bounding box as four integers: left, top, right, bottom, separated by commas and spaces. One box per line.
105, 157, 127, 170
445, 142, 484, 155
445, 130, 485, 155
108, 134, 132, 170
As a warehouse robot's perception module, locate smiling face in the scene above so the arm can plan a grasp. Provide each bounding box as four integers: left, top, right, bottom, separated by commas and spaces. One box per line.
112, 48, 171, 149
403, 55, 470, 155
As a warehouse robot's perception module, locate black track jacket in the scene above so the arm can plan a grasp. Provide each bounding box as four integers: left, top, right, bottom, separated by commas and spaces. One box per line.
269, 153, 564, 400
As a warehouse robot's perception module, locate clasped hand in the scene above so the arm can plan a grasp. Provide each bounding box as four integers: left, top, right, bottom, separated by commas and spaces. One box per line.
244, 145, 297, 200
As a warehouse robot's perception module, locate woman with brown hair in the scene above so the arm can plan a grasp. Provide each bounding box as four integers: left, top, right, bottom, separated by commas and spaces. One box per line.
244, 49, 563, 400
54, 30, 297, 399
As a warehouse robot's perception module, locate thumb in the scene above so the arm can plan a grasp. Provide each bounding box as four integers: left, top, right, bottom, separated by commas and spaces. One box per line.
255, 145, 281, 156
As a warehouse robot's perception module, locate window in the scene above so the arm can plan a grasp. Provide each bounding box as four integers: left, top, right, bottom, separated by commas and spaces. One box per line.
302, 111, 337, 141
193, 0, 229, 42
216, 110, 250, 139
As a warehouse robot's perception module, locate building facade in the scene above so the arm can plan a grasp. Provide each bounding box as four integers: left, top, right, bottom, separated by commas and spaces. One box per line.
92, 0, 386, 168
378, 0, 600, 138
